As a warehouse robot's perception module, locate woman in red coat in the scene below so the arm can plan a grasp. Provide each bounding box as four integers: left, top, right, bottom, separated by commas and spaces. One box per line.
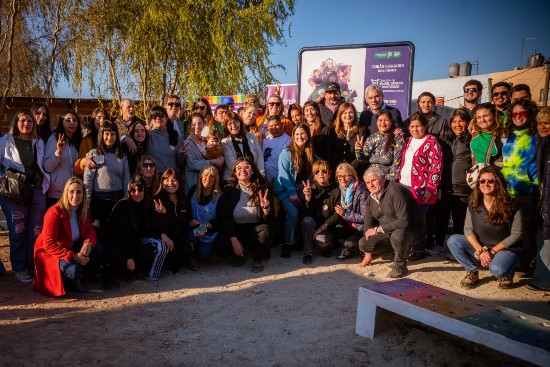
33, 177, 100, 296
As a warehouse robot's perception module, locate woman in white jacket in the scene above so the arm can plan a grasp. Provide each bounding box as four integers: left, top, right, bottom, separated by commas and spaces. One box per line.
0, 109, 50, 282
221, 111, 264, 181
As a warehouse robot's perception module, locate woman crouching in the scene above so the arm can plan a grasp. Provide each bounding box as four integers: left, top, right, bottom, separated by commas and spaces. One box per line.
34, 177, 102, 296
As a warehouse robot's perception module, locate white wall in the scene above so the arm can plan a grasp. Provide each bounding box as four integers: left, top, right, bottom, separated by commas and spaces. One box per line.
411, 74, 492, 108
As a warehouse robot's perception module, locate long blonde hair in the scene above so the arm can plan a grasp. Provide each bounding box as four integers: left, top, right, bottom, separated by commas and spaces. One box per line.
289, 123, 314, 174
58, 177, 89, 223
196, 165, 221, 203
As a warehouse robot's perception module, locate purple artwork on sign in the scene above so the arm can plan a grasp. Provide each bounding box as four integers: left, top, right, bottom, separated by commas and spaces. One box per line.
364, 45, 412, 118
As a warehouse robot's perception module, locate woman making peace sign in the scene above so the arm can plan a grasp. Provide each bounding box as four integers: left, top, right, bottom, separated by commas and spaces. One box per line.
218, 157, 274, 273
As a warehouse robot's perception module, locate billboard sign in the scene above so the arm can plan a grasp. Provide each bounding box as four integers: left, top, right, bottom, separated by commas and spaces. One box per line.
298, 42, 415, 117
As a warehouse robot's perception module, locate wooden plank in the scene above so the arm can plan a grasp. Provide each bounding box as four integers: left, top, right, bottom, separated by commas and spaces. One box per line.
355, 279, 550, 366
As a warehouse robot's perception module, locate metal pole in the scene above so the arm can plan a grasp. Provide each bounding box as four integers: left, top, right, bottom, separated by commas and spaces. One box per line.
543, 58, 550, 107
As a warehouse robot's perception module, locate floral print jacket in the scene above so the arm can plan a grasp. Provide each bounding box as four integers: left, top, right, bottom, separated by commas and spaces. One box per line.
355, 132, 404, 181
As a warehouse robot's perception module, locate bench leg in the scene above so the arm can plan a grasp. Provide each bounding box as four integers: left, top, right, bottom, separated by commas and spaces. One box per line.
356, 300, 396, 338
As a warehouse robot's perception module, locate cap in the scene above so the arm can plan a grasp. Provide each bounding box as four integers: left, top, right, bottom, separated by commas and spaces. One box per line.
325, 82, 340, 92
221, 96, 235, 105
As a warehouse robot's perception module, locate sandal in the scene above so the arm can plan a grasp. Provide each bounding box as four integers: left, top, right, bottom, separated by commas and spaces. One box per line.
337, 249, 351, 261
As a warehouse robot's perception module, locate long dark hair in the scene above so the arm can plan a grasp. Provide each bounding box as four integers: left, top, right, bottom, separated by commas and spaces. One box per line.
90, 107, 111, 147
376, 109, 396, 153
128, 121, 149, 151
30, 103, 52, 142
227, 157, 272, 206
127, 175, 149, 233
155, 168, 187, 204
504, 99, 538, 138
442, 108, 472, 144
97, 120, 123, 158
55, 110, 83, 148
150, 105, 179, 146
470, 166, 514, 226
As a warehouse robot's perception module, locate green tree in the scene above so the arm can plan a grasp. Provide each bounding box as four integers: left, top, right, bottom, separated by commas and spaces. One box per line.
70, 0, 295, 116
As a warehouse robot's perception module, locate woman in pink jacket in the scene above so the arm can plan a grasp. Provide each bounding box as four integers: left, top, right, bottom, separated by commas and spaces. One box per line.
398, 112, 443, 259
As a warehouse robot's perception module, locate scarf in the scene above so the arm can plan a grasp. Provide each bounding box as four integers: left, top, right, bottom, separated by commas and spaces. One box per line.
339, 179, 357, 212
231, 134, 252, 160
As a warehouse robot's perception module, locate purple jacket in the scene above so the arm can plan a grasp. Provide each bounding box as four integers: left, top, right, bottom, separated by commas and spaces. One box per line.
325, 181, 368, 233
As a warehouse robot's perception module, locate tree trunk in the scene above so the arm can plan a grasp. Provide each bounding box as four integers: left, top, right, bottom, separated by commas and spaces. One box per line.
44, 3, 62, 106
0, 0, 20, 118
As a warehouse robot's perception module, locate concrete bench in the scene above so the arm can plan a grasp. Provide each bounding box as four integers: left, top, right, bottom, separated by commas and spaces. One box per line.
355, 278, 550, 366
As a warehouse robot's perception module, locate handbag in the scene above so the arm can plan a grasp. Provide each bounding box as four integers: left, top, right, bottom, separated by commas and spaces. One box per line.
466, 134, 496, 189
0, 169, 35, 205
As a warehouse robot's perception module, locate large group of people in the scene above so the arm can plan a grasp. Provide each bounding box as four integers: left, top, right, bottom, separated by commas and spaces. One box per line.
0, 79, 548, 297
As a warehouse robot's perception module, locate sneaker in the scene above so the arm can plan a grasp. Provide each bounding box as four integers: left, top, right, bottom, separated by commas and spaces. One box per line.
460, 271, 479, 289
407, 250, 427, 261
387, 264, 408, 278
337, 249, 352, 261
302, 255, 313, 265
497, 274, 514, 289
15, 271, 32, 283
232, 255, 246, 267
525, 282, 550, 292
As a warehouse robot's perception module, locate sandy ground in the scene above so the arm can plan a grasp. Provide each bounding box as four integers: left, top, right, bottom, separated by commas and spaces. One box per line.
0, 234, 549, 367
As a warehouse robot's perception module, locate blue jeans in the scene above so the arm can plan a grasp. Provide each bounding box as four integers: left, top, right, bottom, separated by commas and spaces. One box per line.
184, 229, 217, 258
278, 197, 300, 246
0, 189, 46, 272
447, 234, 520, 277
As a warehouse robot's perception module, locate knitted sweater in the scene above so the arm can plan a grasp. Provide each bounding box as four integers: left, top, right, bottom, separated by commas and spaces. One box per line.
502, 129, 538, 195
146, 128, 183, 173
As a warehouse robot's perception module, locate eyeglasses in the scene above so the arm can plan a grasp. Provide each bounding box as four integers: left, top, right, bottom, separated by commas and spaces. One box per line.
196, 105, 207, 111
236, 165, 251, 171
268, 102, 281, 107
130, 187, 144, 193
314, 169, 329, 175
142, 162, 156, 169
492, 91, 509, 98
464, 87, 478, 93
479, 178, 496, 185
150, 112, 166, 119
337, 174, 353, 180
167, 102, 181, 108
512, 111, 528, 119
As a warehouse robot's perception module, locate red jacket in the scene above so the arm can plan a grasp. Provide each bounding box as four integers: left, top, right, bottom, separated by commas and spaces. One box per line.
33, 204, 96, 297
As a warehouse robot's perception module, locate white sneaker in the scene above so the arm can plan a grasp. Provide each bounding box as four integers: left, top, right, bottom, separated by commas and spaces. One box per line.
15, 271, 32, 283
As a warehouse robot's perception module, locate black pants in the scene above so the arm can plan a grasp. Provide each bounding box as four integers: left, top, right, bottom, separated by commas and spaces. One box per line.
435, 194, 468, 247
359, 228, 425, 266
90, 196, 119, 240
218, 222, 272, 261
332, 223, 362, 250
164, 236, 193, 273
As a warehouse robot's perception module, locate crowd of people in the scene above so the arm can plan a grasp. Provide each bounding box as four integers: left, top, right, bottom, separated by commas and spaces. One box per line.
0, 79, 548, 297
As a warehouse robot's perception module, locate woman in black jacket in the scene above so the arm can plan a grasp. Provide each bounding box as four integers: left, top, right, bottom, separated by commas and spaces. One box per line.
434, 108, 473, 255
152, 168, 197, 273
104, 176, 168, 283
301, 160, 338, 264
217, 157, 273, 273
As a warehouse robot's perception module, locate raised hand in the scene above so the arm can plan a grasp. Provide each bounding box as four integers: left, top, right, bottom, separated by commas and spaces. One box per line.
335, 205, 345, 217
355, 135, 365, 150
302, 180, 312, 201
154, 199, 166, 214
259, 189, 270, 209
56, 133, 67, 155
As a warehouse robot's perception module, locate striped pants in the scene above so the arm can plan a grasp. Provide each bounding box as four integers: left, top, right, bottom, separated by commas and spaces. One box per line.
140, 238, 168, 279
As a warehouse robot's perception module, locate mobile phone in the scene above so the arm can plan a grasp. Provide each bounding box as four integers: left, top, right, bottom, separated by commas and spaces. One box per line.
92, 155, 105, 165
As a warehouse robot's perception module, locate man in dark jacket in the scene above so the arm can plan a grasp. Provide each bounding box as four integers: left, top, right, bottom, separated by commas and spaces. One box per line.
115, 98, 145, 154
318, 82, 345, 128
358, 84, 404, 135
404, 92, 447, 138
358, 167, 425, 278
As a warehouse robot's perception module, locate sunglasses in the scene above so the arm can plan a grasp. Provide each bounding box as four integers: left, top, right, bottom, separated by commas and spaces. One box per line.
314, 169, 329, 175
167, 102, 181, 108
268, 102, 281, 107
150, 112, 166, 119
479, 178, 496, 185
196, 105, 207, 111
142, 162, 156, 169
512, 111, 528, 119
130, 187, 144, 193
463, 87, 478, 93
492, 91, 509, 98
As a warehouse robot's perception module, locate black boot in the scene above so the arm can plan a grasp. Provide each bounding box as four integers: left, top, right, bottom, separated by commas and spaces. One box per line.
280, 244, 292, 259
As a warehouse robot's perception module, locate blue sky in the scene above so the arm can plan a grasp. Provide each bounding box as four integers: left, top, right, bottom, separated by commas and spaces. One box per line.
270, 0, 550, 83
58, 0, 550, 97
